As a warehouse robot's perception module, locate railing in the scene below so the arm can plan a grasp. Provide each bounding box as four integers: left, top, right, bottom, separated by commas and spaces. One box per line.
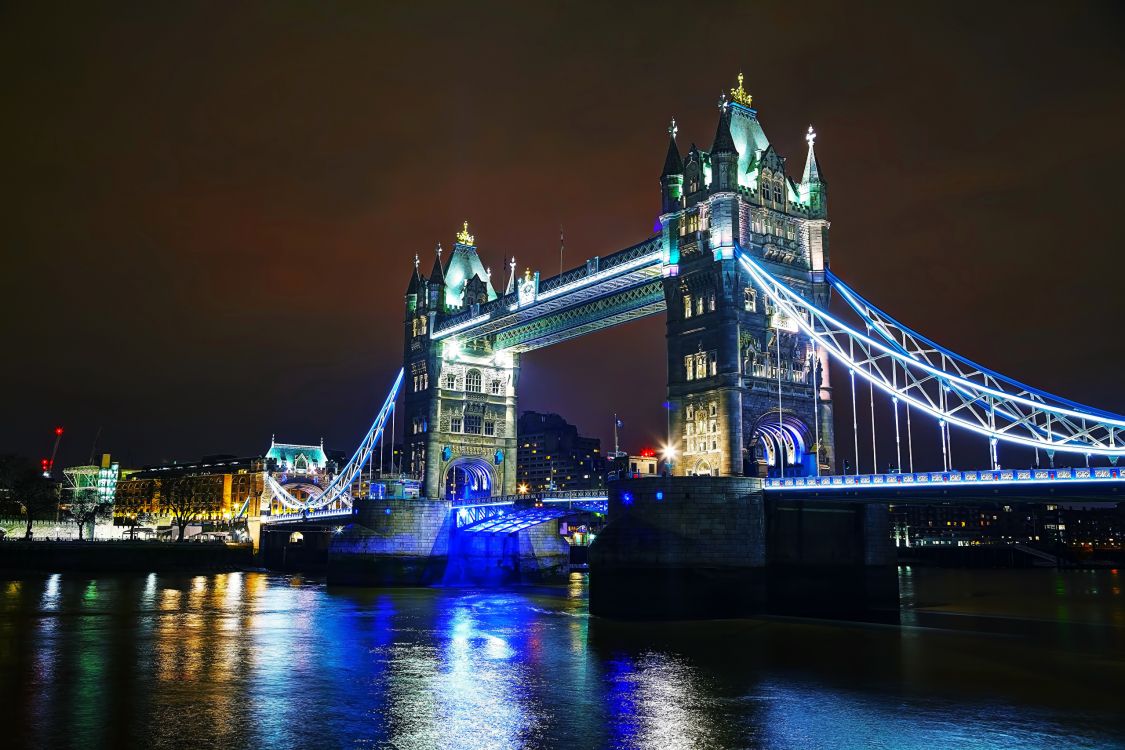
764, 466, 1125, 491
431, 236, 661, 337
451, 489, 608, 509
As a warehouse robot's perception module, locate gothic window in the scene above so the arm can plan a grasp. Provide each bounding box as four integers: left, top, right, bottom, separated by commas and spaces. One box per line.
489, 379, 502, 395
685, 405, 694, 420
744, 287, 757, 312
683, 294, 693, 319
709, 352, 718, 376
685, 212, 700, 233
707, 293, 716, 313
695, 297, 704, 316
684, 355, 694, 381
786, 223, 795, 240
694, 352, 708, 378
709, 402, 717, 417
443, 373, 457, 390
688, 177, 699, 194
760, 175, 771, 204
451, 417, 463, 433
464, 415, 482, 434
465, 369, 482, 393
718, 163, 728, 188
772, 181, 783, 204
752, 214, 764, 233
484, 420, 496, 437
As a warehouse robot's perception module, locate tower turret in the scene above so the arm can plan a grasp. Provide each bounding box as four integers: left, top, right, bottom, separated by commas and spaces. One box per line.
800, 125, 827, 218
427, 243, 446, 312
405, 253, 425, 314
710, 100, 739, 193
661, 118, 684, 214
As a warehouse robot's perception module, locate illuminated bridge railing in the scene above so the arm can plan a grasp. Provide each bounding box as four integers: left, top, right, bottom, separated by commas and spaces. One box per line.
765, 466, 1125, 492
260, 506, 355, 525
452, 490, 608, 528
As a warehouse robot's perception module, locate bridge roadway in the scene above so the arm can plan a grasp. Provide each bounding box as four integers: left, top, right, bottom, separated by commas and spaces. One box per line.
261, 468, 1125, 528
429, 237, 664, 352
764, 466, 1125, 502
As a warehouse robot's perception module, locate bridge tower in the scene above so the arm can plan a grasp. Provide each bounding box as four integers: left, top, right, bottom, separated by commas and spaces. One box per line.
660, 76, 835, 477
403, 223, 520, 500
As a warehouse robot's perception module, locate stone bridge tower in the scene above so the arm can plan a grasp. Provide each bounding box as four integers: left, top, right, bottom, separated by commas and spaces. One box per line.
660, 76, 835, 478
402, 223, 519, 500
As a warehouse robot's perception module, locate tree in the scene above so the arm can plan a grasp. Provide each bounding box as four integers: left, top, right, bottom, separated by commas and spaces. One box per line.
164, 477, 207, 542
0, 455, 59, 540
122, 512, 156, 540
63, 486, 110, 540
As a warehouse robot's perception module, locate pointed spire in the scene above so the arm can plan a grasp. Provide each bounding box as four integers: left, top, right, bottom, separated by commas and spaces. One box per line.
505, 257, 517, 295
661, 118, 684, 177
405, 252, 425, 295
429, 242, 445, 284
710, 105, 737, 155
801, 125, 823, 184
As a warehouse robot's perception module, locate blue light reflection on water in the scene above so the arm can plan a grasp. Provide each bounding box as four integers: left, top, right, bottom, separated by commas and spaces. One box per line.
0, 570, 1123, 749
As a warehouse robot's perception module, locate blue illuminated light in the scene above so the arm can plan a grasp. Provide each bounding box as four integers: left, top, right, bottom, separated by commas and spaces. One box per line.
622, 492, 634, 506
384, 507, 392, 515
655, 491, 664, 501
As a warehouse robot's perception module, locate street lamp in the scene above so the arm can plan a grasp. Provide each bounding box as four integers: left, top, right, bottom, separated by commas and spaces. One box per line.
660, 443, 677, 475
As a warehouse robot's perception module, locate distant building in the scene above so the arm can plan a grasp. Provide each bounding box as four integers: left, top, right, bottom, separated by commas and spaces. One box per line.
114, 454, 267, 526
608, 449, 661, 480
890, 501, 1125, 551
516, 412, 605, 492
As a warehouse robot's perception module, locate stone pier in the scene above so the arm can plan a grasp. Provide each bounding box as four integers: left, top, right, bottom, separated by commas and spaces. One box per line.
589, 476, 897, 621
326, 497, 452, 586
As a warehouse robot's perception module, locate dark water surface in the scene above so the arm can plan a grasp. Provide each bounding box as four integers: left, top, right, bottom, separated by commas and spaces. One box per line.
1, 567, 1123, 749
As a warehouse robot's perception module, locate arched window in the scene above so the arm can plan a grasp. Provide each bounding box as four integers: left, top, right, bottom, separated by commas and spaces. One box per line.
443, 373, 457, 390
744, 287, 757, 312
466, 369, 482, 393
489, 379, 502, 395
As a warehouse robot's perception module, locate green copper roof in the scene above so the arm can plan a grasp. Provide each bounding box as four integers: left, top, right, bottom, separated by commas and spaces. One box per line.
266, 440, 328, 470
443, 241, 497, 309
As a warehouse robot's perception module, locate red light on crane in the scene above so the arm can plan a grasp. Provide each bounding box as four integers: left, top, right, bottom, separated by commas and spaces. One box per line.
55, 426, 64, 436
639, 448, 656, 458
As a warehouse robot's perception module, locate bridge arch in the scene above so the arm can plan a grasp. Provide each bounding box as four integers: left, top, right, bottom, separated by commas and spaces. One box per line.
750, 412, 814, 477
443, 456, 495, 502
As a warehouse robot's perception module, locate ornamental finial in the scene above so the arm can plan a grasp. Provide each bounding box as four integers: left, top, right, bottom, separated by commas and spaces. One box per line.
806, 125, 816, 147
717, 93, 729, 112
413, 252, 420, 269
668, 117, 678, 140
436, 241, 442, 256
456, 220, 474, 246
730, 72, 752, 107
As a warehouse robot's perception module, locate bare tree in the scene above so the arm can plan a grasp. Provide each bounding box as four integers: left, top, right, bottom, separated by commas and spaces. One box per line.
63, 487, 109, 540
164, 477, 207, 542
0, 455, 59, 540
122, 511, 156, 540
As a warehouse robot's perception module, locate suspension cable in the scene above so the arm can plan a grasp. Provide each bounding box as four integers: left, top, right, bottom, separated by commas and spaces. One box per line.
777, 329, 784, 479
812, 342, 821, 476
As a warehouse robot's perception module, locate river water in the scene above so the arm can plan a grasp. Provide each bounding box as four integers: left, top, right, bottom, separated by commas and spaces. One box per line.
1, 568, 1123, 749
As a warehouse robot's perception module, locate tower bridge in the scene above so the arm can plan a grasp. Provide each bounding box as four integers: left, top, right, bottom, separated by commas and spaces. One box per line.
253, 75, 1125, 618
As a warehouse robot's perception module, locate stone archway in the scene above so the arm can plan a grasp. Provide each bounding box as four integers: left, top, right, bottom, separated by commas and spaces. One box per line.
750, 412, 814, 477
443, 456, 495, 502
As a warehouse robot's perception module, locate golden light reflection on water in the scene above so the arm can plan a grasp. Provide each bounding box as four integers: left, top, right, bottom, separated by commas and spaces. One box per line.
2, 569, 1123, 749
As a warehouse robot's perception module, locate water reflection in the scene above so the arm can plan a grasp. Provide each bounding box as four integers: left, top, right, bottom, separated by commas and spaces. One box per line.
0, 569, 1121, 749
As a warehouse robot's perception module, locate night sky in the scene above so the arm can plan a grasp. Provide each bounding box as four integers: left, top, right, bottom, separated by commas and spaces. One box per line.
3, 2, 1125, 471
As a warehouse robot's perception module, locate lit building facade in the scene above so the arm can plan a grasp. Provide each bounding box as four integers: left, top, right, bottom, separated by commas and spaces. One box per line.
660, 76, 834, 478
114, 455, 267, 524
516, 411, 606, 492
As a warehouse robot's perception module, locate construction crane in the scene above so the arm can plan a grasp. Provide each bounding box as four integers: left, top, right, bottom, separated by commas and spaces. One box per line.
43, 426, 63, 478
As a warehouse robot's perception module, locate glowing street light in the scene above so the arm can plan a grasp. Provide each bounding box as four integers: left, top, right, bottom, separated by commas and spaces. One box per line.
517, 483, 529, 495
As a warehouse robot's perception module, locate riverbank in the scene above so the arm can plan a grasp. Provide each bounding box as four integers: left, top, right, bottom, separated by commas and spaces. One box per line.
0, 541, 254, 573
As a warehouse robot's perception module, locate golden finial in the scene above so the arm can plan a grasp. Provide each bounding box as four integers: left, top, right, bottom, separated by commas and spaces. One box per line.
524, 267, 532, 282
456, 220, 475, 246
730, 72, 752, 107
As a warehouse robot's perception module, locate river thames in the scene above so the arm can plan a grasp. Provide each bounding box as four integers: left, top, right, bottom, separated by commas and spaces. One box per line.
1, 568, 1123, 749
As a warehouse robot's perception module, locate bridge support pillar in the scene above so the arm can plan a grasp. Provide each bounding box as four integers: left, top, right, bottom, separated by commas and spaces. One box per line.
589, 477, 898, 621
326, 497, 452, 586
